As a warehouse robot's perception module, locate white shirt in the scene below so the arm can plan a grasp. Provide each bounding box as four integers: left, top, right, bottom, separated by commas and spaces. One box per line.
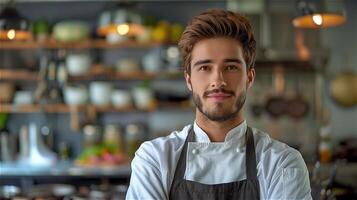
126, 121, 312, 200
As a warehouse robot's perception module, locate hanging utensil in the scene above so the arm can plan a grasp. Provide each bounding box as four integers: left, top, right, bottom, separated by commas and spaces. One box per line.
264, 65, 287, 118
286, 76, 309, 119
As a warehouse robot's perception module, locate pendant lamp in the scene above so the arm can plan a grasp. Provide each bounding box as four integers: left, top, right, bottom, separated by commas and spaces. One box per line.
292, 0, 346, 28
0, 5, 31, 40
97, 2, 145, 37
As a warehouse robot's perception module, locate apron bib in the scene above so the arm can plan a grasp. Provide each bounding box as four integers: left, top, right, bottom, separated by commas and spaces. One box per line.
169, 126, 260, 200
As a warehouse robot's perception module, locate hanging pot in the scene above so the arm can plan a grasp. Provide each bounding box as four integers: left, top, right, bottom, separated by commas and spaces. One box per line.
286, 96, 309, 119
330, 71, 357, 107
264, 65, 287, 118
286, 77, 309, 119
265, 96, 287, 118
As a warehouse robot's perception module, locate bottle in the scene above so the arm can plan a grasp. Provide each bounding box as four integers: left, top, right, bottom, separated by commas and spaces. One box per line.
59, 142, 70, 160
43, 51, 64, 104
319, 125, 332, 164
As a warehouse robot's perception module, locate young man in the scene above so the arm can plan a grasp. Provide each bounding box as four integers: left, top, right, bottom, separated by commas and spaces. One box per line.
126, 9, 312, 200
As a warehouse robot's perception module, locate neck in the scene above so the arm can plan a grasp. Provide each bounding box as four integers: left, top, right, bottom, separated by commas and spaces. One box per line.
195, 110, 245, 142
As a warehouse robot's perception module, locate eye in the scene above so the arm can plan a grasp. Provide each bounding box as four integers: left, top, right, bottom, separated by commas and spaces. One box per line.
198, 65, 209, 71
226, 65, 239, 71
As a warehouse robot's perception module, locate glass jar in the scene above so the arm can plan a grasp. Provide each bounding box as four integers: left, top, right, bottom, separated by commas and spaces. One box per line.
125, 123, 144, 159
104, 124, 124, 152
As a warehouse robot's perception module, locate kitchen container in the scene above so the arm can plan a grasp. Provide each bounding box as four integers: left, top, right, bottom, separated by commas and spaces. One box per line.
83, 125, 102, 147
89, 82, 112, 106
104, 124, 124, 152
66, 53, 92, 75
53, 21, 90, 42
64, 85, 89, 105
13, 90, 34, 105
111, 89, 132, 108
125, 123, 144, 159
115, 58, 141, 74
142, 50, 161, 73
132, 86, 155, 110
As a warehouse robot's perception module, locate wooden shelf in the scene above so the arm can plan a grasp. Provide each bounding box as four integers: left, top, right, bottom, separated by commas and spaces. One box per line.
69, 70, 182, 81
0, 69, 38, 81
0, 39, 171, 49
0, 67, 182, 81
0, 104, 155, 113
0, 103, 193, 113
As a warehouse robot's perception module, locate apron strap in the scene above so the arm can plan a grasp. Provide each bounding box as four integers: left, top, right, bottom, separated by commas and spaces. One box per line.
245, 127, 258, 180
171, 126, 195, 182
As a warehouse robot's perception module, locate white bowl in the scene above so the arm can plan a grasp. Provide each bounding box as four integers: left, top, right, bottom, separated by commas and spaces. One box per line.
90, 82, 112, 106
13, 91, 33, 105
66, 54, 91, 76
142, 51, 161, 73
111, 89, 132, 108
132, 87, 154, 109
64, 85, 88, 105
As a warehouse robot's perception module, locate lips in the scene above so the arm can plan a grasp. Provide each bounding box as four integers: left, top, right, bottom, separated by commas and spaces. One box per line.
206, 92, 232, 98
205, 92, 233, 102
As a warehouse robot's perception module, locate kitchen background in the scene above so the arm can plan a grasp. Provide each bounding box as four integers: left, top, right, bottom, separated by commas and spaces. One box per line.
0, 0, 356, 199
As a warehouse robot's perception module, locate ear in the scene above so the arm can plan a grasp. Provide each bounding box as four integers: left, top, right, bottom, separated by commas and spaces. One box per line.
246, 68, 256, 89
184, 71, 192, 91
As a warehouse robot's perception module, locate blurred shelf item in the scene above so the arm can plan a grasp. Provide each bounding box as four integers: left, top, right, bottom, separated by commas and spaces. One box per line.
0, 103, 191, 113
157, 100, 194, 110
255, 60, 315, 72
307, 162, 357, 189
0, 69, 38, 81
0, 161, 131, 177
0, 39, 171, 49
69, 66, 182, 81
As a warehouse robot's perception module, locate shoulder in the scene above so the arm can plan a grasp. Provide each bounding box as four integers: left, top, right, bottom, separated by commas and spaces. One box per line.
128, 126, 191, 199
134, 124, 190, 166
252, 127, 306, 169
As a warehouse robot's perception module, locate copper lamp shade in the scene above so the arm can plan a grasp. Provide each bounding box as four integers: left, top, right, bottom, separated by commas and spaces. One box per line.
292, 0, 346, 28
97, 3, 145, 37
0, 6, 31, 40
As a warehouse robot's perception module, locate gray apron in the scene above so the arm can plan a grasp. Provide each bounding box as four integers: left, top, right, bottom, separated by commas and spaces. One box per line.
169, 126, 260, 200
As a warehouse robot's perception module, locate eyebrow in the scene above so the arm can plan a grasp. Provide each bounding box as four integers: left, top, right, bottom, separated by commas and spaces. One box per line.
193, 58, 243, 67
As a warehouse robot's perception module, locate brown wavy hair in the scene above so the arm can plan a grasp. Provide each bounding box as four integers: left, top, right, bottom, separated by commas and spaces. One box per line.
178, 9, 256, 74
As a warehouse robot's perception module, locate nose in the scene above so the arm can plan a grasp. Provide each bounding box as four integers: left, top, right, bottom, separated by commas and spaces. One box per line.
210, 70, 227, 88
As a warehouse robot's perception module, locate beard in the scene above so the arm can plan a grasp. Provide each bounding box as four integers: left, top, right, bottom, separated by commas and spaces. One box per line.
192, 88, 247, 122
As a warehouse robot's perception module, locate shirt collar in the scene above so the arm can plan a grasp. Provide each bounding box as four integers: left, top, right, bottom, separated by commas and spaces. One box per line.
193, 120, 247, 144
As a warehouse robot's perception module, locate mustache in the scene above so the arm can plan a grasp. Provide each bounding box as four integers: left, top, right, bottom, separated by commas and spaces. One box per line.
203, 88, 235, 96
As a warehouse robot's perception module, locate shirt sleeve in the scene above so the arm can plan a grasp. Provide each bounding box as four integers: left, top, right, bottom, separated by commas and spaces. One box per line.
126, 142, 167, 200
267, 149, 312, 200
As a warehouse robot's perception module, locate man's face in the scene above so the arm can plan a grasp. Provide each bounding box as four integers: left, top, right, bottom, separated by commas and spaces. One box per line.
185, 37, 255, 122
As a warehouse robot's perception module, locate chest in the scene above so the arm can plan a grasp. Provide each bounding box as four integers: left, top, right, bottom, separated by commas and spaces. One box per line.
184, 142, 247, 184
